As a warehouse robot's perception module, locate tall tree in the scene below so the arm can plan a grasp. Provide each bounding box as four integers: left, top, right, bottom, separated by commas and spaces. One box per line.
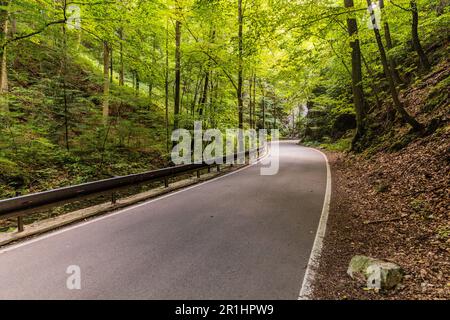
252, 73, 256, 129
118, 28, 124, 86
344, 0, 366, 144
148, 35, 157, 104
174, 4, 182, 130
198, 28, 215, 121
380, 0, 403, 85
260, 80, 265, 129
237, 0, 244, 129
410, 0, 431, 71
102, 41, 110, 124
165, 18, 170, 152
61, 23, 69, 151
367, 0, 423, 131
0, 0, 9, 96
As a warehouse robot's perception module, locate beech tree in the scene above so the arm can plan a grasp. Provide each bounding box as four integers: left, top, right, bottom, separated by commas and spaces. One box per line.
0, 0, 447, 198
367, 0, 422, 131
344, 0, 366, 144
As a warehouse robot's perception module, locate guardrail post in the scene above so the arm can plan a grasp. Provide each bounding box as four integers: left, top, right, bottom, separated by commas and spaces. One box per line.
196, 170, 201, 178
207, 166, 211, 173
217, 164, 220, 172
111, 192, 117, 205
17, 216, 24, 233
164, 177, 169, 188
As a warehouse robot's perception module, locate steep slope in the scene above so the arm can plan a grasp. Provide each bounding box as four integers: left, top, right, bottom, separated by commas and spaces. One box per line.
0, 40, 168, 199
312, 58, 449, 299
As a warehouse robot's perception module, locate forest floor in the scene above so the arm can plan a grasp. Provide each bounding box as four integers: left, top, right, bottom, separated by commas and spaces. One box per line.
312, 57, 449, 300
312, 104, 449, 299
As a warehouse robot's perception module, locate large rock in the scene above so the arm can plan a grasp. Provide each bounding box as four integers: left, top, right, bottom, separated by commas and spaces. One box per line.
347, 255, 404, 290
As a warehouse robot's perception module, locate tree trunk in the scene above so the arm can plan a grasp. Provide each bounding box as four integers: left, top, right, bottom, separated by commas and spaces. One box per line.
344, 0, 366, 143
118, 28, 124, 86
292, 109, 295, 134
165, 20, 170, 153
249, 76, 253, 128
199, 71, 209, 117
212, 77, 219, 128
379, 0, 402, 85
410, 0, 431, 71
361, 53, 384, 113
384, 22, 403, 85
149, 35, 157, 105
109, 46, 113, 82
237, 0, 244, 129
367, 0, 423, 131
102, 41, 110, 125
191, 74, 202, 116
252, 73, 256, 129
174, 5, 182, 130
62, 24, 70, 151
260, 80, 265, 129
181, 80, 186, 114
199, 28, 215, 119
273, 107, 276, 129
0, 1, 9, 98
10, 15, 15, 34
0, 28, 7, 95
135, 70, 139, 96
210, 73, 217, 128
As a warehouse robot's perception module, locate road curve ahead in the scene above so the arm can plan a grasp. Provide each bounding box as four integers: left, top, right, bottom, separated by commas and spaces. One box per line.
0, 141, 328, 299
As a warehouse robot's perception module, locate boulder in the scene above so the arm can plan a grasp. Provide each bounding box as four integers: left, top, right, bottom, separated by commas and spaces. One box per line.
347, 255, 404, 290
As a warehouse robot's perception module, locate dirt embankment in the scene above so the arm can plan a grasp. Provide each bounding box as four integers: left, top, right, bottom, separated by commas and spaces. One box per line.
312, 61, 450, 300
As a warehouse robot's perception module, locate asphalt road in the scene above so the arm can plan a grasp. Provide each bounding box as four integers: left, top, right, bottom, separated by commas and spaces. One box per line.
0, 141, 327, 299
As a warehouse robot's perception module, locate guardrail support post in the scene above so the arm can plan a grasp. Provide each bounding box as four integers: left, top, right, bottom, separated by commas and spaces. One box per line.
217, 164, 220, 172
164, 177, 169, 188
196, 170, 201, 178
111, 192, 117, 205
17, 216, 24, 233
207, 166, 211, 173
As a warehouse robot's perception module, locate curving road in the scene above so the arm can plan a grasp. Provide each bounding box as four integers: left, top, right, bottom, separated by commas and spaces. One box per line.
0, 141, 328, 299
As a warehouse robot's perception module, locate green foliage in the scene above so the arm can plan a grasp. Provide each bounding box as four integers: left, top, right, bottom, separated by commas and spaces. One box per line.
319, 137, 353, 152
0, 0, 447, 198
437, 226, 450, 240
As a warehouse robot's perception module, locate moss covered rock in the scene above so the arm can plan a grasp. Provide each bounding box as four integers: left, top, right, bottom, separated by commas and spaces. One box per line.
347, 255, 404, 290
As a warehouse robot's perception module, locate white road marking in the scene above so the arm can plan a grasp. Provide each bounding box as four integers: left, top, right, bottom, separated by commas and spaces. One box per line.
298, 147, 332, 300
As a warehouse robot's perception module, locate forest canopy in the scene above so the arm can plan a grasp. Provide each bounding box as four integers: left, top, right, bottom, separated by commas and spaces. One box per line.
0, 0, 448, 197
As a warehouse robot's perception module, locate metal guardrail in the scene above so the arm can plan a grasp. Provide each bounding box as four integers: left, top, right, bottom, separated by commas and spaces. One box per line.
0, 146, 266, 232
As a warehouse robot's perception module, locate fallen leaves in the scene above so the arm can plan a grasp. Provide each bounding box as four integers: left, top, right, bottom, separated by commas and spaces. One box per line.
312, 127, 450, 300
